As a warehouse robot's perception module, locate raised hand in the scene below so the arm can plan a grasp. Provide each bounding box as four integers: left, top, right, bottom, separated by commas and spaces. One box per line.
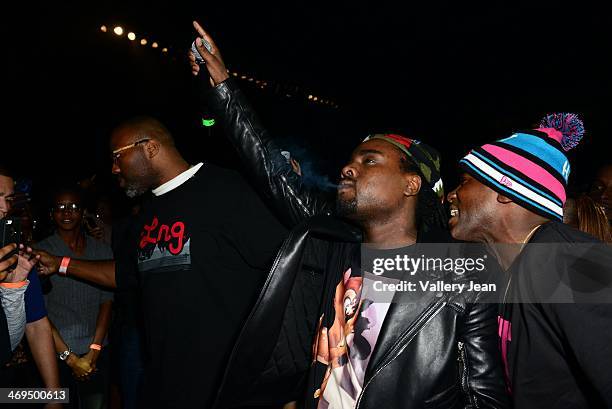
87, 226, 105, 241
189, 20, 230, 86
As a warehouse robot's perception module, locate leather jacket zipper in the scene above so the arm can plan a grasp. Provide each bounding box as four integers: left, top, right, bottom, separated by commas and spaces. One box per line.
458, 341, 477, 408
355, 298, 447, 408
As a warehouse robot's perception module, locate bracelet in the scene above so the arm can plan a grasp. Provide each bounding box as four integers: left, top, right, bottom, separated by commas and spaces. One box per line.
58, 257, 71, 276
89, 343, 102, 351
0, 280, 28, 289
58, 349, 72, 361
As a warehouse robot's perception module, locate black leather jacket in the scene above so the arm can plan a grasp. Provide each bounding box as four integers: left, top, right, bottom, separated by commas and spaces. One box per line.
207, 79, 509, 409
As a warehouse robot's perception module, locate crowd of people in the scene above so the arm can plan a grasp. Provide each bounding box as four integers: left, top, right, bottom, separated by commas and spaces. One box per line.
1, 20, 611, 409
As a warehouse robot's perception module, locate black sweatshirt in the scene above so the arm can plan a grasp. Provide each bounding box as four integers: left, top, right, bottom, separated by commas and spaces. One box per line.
499, 222, 612, 409
116, 163, 287, 408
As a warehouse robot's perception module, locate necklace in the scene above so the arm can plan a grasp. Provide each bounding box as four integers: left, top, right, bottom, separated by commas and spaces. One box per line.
519, 223, 544, 249
502, 223, 545, 305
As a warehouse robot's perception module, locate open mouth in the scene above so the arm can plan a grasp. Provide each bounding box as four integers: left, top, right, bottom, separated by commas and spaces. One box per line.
450, 207, 459, 217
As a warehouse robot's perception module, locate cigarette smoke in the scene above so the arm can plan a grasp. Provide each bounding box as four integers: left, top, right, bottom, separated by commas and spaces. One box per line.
280, 143, 338, 192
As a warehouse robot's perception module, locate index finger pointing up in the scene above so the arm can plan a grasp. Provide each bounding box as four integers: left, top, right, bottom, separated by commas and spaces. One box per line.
192, 21, 218, 52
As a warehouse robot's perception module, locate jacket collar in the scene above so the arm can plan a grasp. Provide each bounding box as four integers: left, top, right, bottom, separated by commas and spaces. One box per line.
364, 228, 454, 380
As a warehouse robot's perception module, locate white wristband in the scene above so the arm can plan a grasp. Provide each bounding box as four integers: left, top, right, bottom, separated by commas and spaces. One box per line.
58, 257, 71, 275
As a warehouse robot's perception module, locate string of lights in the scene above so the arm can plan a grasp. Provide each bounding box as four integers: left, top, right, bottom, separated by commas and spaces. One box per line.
99, 24, 340, 109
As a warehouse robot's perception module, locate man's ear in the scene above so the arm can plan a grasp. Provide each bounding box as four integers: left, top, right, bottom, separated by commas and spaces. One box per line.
145, 139, 161, 159
404, 174, 422, 197
497, 193, 513, 204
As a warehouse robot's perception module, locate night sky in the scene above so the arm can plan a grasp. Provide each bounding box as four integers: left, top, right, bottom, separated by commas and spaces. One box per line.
4, 0, 611, 203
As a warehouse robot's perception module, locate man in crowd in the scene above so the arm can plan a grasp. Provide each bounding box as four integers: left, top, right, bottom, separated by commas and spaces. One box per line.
189, 21, 508, 409
1, 244, 20, 364
446, 114, 612, 408
36, 117, 287, 408
0, 167, 61, 396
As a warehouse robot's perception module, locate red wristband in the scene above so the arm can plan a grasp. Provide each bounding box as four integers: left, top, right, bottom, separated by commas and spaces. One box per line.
58, 257, 71, 276
89, 343, 102, 351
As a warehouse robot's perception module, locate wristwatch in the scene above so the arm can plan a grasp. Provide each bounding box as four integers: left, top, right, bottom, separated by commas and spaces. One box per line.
58, 349, 72, 361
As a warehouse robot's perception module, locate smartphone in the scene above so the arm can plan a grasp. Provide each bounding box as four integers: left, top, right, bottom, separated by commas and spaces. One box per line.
0, 218, 21, 266
83, 211, 101, 231
191, 37, 213, 64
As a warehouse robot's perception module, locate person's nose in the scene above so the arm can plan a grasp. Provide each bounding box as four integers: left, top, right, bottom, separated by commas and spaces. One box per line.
341, 163, 358, 180
0, 199, 8, 216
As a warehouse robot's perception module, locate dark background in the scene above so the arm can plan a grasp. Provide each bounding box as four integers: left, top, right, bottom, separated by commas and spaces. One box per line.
3, 0, 610, 203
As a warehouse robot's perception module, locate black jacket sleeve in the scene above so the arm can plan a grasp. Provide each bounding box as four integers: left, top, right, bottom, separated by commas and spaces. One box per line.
460, 296, 511, 408
206, 78, 333, 227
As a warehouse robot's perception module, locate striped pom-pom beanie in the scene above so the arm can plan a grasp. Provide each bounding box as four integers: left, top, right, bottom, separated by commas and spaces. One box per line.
459, 113, 585, 221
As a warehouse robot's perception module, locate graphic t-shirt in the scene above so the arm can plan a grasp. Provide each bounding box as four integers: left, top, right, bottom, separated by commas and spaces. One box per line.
116, 163, 287, 408
498, 221, 612, 409
311, 247, 410, 409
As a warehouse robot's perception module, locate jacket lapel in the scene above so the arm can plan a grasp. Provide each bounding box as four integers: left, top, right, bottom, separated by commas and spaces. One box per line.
363, 243, 448, 381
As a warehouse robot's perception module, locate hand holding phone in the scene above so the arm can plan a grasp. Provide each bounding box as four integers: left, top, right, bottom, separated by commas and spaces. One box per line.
191, 37, 213, 65
0, 243, 18, 281
189, 21, 230, 86
2, 244, 40, 283
0, 218, 21, 270
83, 211, 101, 230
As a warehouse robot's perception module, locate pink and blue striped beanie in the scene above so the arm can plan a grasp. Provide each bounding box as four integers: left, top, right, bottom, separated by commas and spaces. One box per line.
459, 113, 585, 221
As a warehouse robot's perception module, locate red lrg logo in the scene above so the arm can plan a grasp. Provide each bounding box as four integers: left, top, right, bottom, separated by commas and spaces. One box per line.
499, 176, 513, 188
139, 216, 186, 255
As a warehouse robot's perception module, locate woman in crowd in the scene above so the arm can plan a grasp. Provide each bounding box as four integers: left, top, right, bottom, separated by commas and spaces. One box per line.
564, 193, 611, 242
36, 187, 113, 409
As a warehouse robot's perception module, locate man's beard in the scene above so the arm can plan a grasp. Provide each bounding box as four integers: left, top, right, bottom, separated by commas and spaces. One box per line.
120, 159, 156, 198
121, 171, 153, 198
124, 182, 149, 198
336, 196, 358, 218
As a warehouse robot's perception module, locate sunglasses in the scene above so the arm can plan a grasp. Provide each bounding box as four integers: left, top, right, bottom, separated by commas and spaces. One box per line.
53, 203, 81, 212
111, 139, 151, 163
